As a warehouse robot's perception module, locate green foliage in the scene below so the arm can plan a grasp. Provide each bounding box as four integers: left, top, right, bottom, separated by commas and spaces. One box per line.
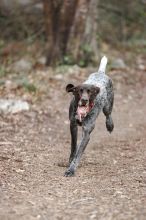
62, 46, 93, 66
78, 60, 86, 67
0, 66, 8, 77
0, 8, 44, 41
62, 46, 93, 67
81, 44, 92, 54
22, 81, 37, 93
0, 0, 146, 68
16, 78, 37, 93
0, 40, 5, 49
62, 56, 74, 65
80, 44, 94, 67
99, 0, 146, 44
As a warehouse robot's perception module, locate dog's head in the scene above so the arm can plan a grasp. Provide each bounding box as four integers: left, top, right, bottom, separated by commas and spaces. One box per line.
66, 83, 100, 106
66, 83, 100, 121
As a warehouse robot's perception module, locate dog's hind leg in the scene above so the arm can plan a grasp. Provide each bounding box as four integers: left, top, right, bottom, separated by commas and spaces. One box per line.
103, 93, 114, 133
105, 114, 114, 133
103, 78, 114, 133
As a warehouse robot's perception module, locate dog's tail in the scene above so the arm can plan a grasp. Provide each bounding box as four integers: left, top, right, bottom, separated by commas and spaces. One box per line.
98, 56, 108, 74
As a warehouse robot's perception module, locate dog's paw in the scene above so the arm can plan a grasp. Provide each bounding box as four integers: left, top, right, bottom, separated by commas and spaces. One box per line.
64, 169, 75, 177
106, 116, 114, 133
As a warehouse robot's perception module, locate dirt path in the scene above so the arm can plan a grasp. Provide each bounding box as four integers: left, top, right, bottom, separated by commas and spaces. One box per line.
0, 68, 146, 220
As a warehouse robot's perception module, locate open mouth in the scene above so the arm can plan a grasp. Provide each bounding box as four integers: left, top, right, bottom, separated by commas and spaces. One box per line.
76, 104, 90, 122
76, 100, 95, 122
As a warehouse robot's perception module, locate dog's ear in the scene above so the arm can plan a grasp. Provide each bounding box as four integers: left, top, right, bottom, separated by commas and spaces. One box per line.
94, 86, 100, 94
66, 84, 75, 93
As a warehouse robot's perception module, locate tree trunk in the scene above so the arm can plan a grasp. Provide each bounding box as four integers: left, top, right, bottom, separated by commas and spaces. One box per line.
43, 0, 99, 66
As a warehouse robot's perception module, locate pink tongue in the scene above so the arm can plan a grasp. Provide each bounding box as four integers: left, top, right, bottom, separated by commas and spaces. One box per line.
77, 106, 89, 122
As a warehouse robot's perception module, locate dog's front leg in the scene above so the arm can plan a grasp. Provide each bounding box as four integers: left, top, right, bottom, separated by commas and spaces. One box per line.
64, 106, 101, 177
64, 122, 95, 177
69, 120, 78, 163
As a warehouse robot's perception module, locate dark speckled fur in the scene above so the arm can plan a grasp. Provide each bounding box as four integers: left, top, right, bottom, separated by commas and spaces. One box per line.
65, 56, 114, 177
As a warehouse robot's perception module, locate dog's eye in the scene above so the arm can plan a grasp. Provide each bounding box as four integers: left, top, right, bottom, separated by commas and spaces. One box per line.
87, 89, 90, 93
80, 88, 83, 93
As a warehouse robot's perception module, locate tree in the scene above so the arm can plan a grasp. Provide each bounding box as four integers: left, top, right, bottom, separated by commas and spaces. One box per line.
43, 0, 99, 66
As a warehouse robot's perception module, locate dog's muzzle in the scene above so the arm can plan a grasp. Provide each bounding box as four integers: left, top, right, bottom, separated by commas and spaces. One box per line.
76, 100, 94, 122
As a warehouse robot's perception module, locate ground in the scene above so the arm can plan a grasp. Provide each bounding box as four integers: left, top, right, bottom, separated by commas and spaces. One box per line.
0, 65, 146, 220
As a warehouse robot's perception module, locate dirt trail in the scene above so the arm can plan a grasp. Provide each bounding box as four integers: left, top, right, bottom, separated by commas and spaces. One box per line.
0, 68, 146, 220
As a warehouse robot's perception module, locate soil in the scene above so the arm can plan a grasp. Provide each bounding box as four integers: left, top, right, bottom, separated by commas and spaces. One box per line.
0, 67, 146, 220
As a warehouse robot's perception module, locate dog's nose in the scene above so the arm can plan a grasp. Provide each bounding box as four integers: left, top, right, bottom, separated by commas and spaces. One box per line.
81, 98, 88, 105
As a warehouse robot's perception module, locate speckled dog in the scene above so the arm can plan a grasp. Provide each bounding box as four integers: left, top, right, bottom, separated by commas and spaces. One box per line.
65, 56, 114, 177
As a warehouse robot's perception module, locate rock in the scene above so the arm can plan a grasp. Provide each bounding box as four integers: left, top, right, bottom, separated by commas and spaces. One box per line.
137, 57, 146, 70
111, 58, 127, 70
0, 99, 30, 114
138, 64, 145, 71
53, 74, 64, 80
68, 65, 81, 75
37, 56, 46, 65
13, 59, 32, 73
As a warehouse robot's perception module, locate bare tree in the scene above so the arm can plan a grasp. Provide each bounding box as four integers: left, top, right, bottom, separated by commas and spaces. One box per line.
43, 0, 98, 65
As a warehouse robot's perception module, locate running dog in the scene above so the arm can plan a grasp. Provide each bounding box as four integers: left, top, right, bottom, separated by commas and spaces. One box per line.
65, 56, 114, 177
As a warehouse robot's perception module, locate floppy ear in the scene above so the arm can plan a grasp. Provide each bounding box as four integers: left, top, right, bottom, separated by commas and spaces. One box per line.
66, 84, 75, 93
94, 86, 100, 94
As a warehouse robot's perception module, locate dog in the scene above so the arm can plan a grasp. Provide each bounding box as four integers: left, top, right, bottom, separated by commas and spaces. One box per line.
65, 56, 114, 177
